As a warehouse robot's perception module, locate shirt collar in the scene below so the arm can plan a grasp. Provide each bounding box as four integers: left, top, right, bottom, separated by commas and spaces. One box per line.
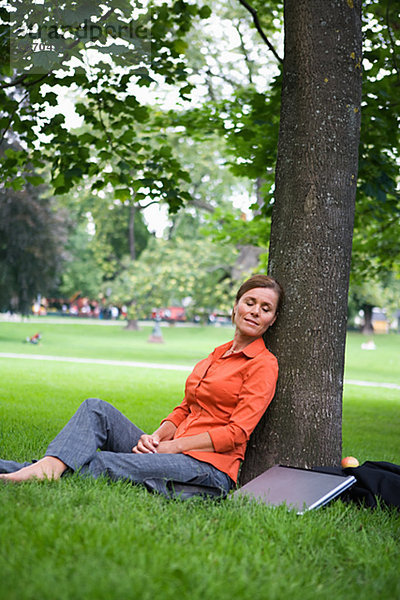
215, 337, 267, 360
241, 337, 267, 358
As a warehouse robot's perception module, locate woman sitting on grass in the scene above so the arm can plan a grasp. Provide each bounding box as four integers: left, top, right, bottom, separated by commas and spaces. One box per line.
0, 274, 283, 496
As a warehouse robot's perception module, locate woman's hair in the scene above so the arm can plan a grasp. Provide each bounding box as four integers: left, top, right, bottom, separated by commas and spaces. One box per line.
235, 274, 285, 317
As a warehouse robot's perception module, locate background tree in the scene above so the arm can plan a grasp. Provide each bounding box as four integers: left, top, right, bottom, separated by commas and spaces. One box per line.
0, 183, 68, 313
57, 222, 104, 300
81, 191, 152, 275
348, 273, 400, 333
109, 236, 237, 328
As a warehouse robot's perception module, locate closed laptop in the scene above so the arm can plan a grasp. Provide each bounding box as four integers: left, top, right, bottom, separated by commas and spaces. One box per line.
233, 464, 356, 514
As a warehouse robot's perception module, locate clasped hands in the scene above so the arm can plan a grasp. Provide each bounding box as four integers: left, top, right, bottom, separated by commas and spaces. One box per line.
132, 434, 177, 454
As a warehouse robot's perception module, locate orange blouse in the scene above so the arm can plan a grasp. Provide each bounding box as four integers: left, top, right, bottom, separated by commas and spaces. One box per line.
162, 337, 278, 483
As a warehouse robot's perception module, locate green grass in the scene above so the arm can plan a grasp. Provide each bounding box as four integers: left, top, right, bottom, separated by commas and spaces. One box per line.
1, 477, 398, 600
1, 479, 398, 600
342, 386, 400, 463
0, 319, 232, 364
1, 320, 399, 380
0, 322, 399, 600
344, 332, 400, 385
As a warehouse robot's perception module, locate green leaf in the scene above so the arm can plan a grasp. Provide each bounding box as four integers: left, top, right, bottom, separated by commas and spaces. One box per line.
91, 179, 107, 191
173, 39, 187, 54
79, 132, 97, 145
117, 160, 132, 171
26, 175, 45, 186
114, 188, 132, 201
43, 92, 58, 106
52, 173, 65, 188
134, 106, 149, 122
199, 5, 212, 19
49, 114, 65, 127
10, 176, 25, 191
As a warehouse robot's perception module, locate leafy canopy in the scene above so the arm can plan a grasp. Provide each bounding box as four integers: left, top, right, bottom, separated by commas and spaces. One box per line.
0, 0, 211, 211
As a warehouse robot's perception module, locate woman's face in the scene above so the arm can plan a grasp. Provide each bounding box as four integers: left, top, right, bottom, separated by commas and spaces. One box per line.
233, 287, 279, 340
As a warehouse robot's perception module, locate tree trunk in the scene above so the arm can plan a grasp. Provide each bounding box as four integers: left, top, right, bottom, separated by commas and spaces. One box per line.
129, 204, 136, 261
241, 0, 362, 483
255, 177, 266, 214
125, 318, 140, 330
361, 304, 374, 334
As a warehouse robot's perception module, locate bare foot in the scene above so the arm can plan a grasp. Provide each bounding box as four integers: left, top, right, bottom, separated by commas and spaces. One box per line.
0, 456, 67, 482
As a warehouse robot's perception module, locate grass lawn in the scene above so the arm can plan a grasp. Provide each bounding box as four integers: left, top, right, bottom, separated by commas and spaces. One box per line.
0, 318, 232, 365
0, 321, 399, 600
344, 332, 400, 385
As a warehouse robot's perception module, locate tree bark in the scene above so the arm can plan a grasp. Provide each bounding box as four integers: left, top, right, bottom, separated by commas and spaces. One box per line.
241, 0, 362, 483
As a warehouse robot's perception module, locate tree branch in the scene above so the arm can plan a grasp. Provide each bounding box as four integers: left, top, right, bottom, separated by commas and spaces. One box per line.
137, 199, 159, 210
237, 0, 283, 64
189, 197, 215, 213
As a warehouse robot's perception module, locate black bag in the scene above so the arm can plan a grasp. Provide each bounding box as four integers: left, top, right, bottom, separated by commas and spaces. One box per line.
315, 461, 400, 509
342, 461, 400, 509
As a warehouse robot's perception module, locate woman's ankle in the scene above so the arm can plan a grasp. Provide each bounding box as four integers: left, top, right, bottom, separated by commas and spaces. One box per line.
41, 456, 67, 478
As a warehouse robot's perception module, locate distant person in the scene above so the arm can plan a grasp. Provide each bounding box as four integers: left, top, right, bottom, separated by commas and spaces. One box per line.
0, 275, 284, 497
26, 332, 41, 344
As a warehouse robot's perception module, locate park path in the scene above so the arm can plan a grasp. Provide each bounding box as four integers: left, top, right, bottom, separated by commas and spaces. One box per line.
0, 352, 400, 391
0, 352, 192, 372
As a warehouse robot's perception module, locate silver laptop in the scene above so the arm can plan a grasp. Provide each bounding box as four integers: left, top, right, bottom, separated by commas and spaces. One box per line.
233, 465, 356, 514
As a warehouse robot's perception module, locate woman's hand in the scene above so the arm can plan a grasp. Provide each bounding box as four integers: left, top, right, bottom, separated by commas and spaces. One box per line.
132, 438, 180, 454
131, 425, 213, 455
132, 420, 177, 453
132, 434, 160, 454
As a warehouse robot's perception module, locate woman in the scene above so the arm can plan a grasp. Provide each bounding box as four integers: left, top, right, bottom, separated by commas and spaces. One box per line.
0, 274, 283, 497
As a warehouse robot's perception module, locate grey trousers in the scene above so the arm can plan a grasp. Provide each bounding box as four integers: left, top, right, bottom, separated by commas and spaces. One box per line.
0, 398, 232, 497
